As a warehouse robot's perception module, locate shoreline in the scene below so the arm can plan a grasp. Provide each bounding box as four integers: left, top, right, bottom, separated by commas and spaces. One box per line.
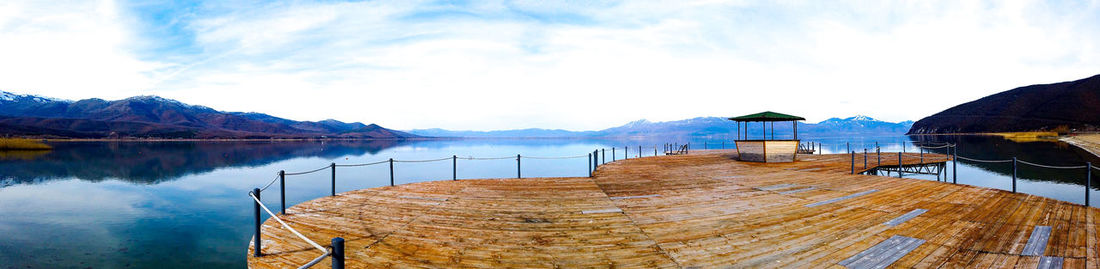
1061, 134, 1100, 159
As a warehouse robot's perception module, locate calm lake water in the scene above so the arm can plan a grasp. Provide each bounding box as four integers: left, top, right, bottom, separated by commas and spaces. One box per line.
0, 135, 1097, 268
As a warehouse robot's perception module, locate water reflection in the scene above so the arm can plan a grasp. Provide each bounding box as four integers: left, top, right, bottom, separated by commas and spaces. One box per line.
0, 140, 407, 186
911, 135, 1099, 186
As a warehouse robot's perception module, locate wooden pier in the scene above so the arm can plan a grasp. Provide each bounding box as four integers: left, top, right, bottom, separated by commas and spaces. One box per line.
248, 151, 1098, 268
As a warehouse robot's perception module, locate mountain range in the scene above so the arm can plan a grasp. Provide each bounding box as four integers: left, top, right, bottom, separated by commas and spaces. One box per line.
408, 115, 914, 138
909, 74, 1100, 134
0, 91, 914, 139
0, 91, 416, 139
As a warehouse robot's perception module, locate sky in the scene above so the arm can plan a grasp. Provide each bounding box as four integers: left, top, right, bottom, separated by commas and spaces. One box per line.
0, 0, 1097, 131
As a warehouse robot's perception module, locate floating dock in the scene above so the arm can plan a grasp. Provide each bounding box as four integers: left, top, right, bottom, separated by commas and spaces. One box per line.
248, 151, 1098, 268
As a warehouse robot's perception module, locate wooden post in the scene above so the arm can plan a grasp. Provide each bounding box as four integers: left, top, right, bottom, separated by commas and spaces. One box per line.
920, 147, 924, 164
876, 146, 881, 166
330, 163, 336, 197
1012, 157, 1017, 193
737, 122, 740, 140
863, 149, 867, 169
625, 146, 629, 159
1087, 162, 1092, 207
453, 155, 457, 180
770, 122, 774, 140
588, 153, 592, 177
331, 237, 345, 269
279, 170, 286, 215
389, 158, 394, 186
252, 188, 262, 257
793, 121, 797, 140
516, 154, 521, 179
612, 147, 616, 161
846, 142, 850, 154
704, 142, 707, 150
602, 149, 606, 164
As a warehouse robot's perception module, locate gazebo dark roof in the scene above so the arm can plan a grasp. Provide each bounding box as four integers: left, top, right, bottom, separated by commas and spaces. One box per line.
728, 111, 805, 122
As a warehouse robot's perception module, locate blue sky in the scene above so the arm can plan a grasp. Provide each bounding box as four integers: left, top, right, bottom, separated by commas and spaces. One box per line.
1, 0, 1097, 130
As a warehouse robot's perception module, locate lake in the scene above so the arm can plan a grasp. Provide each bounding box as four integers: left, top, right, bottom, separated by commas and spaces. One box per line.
0, 135, 1097, 268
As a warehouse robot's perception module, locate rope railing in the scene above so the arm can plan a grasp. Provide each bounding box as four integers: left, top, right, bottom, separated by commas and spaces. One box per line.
259, 174, 280, 192
955, 155, 1014, 163
334, 160, 389, 167
249, 191, 330, 269
284, 165, 332, 176
393, 157, 453, 163
1016, 159, 1088, 170
462, 156, 516, 160
521, 154, 589, 159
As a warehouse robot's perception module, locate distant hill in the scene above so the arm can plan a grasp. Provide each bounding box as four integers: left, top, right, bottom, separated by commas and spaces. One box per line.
909, 74, 1100, 134
408, 116, 913, 138
0, 91, 416, 139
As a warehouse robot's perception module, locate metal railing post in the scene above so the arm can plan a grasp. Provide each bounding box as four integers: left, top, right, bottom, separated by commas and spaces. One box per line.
453, 155, 457, 180
389, 158, 394, 186
602, 149, 606, 164
279, 170, 286, 215
863, 149, 867, 169
517, 154, 521, 178
897, 152, 902, 178
952, 145, 957, 184
625, 146, 629, 159
1087, 162, 1092, 207
588, 153, 592, 177
704, 142, 707, 150
612, 147, 616, 161
330, 163, 336, 196
876, 147, 881, 166
252, 188, 262, 257
331, 237, 345, 269
1012, 157, 1017, 193
850, 151, 855, 174
920, 147, 924, 163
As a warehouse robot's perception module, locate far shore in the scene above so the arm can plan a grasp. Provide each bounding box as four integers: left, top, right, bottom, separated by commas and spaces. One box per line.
1061, 133, 1100, 159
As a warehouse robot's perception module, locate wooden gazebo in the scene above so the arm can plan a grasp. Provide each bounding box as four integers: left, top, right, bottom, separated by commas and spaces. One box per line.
729, 111, 805, 162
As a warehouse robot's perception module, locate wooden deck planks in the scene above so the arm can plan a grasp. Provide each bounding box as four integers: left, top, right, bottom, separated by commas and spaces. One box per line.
248, 151, 1097, 268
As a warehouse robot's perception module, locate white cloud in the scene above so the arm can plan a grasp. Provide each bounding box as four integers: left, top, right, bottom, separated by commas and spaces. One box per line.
0, 0, 1097, 130
0, 0, 161, 100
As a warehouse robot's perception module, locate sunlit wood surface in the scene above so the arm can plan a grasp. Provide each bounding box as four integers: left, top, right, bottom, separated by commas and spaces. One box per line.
247, 150, 1097, 268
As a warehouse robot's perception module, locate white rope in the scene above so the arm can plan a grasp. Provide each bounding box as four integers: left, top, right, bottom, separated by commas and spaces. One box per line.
394, 157, 453, 163
249, 192, 329, 268
284, 165, 331, 176
1016, 159, 1088, 169
335, 160, 389, 167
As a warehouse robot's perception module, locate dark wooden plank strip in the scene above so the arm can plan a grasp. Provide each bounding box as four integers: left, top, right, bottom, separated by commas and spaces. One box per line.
1037, 256, 1063, 269
756, 183, 797, 191
806, 190, 878, 207
838, 235, 925, 269
779, 186, 817, 194
1022, 226, 1052, 256
884, 209, 929, 226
